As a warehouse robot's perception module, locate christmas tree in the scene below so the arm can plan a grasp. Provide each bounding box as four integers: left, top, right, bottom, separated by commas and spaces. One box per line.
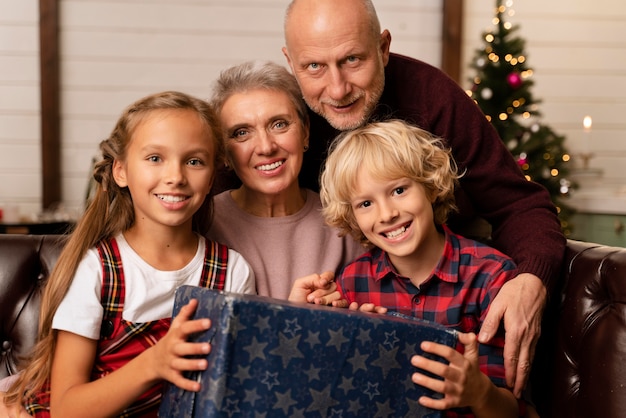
467, 0, 576, 235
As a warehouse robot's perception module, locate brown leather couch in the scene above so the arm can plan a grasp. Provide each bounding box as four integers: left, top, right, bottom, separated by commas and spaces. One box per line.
1, 234, 625, 417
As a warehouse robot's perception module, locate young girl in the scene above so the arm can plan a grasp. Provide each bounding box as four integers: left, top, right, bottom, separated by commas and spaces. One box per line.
3, 91, 256, 417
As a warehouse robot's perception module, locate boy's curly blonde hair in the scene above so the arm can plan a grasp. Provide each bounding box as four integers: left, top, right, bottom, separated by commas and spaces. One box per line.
320, 119, 460, 245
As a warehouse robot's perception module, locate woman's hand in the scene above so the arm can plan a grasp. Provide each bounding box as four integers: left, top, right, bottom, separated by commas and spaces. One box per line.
288, 271, 348, 307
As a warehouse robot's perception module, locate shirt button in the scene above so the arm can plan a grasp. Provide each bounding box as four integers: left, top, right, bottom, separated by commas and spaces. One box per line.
413, 296, 420, 305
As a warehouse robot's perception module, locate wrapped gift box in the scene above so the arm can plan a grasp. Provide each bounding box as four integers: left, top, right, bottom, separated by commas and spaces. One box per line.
159, 286, 457, 417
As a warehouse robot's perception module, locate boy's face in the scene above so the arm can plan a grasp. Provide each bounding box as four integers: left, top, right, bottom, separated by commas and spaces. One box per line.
350, 169, 442, 276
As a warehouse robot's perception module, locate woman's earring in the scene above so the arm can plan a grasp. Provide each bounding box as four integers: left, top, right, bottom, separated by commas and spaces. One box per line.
304, 145, 309, 151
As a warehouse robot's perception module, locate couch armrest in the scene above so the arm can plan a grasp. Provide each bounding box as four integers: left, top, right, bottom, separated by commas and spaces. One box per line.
0, 234, 66, 379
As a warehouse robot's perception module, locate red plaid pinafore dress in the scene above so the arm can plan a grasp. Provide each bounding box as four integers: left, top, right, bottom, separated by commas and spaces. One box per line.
26, 237, 228, 417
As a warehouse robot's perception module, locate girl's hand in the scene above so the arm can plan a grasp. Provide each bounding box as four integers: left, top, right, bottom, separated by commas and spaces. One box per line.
150, 299, 212, 392
348, 302, 388, 314
410, 332, 490, 410
0, 392, 33, 418
289, 271, 348, 307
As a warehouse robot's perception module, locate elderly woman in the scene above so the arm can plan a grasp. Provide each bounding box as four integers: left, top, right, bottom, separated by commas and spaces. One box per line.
208, 61, 364, 300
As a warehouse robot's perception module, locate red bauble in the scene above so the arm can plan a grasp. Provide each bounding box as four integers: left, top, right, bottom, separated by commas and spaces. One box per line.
507, 72, 523, 89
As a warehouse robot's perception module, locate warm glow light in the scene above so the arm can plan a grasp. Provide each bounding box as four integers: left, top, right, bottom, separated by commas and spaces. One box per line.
504, 22, 512, 29
583, 115, 592, 131
486, 34, 494, 42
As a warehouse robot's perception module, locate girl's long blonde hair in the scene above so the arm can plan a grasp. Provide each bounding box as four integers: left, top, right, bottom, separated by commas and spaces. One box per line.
5, 91, 223, 405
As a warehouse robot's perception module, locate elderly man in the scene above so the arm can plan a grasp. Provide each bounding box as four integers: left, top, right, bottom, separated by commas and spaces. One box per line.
281, 0, 565, 400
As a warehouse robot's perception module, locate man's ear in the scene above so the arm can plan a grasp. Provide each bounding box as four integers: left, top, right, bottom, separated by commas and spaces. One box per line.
282, 46, 294, 71
380, 29, 392, 66
112, 159, 128, 187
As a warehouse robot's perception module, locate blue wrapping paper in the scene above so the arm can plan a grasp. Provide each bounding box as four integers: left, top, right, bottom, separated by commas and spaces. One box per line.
159, 286, 457, 417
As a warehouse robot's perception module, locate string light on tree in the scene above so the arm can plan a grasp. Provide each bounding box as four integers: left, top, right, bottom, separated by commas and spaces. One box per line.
467, 0, 577, 235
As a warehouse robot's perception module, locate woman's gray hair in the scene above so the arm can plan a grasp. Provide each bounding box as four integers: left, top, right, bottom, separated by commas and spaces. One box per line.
211, 60, 309, 129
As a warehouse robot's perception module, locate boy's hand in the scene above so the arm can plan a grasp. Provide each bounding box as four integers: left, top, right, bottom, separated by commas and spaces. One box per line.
289, 271, 348, 306
150, 299, 212, 392
410, 332, 489, 410
348, 302, 388, 314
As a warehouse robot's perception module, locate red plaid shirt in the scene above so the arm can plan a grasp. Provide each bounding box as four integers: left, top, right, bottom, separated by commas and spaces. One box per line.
337, 226, 522, 417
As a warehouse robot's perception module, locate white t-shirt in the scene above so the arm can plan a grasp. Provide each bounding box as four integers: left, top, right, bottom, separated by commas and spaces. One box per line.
52, 233, 255, 340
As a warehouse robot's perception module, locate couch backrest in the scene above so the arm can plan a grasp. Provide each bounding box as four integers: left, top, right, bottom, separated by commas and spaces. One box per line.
0, 234, 66, 379
1, 234, 626, 417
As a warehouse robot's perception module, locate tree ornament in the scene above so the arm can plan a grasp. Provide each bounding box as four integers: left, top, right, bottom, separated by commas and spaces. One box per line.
468, 0, 577, 234
507, 139, 518, 150
506, 72, 523, 89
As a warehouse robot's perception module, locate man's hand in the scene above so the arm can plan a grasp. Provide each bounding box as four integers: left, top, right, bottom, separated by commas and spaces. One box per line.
478, 273, 546, 398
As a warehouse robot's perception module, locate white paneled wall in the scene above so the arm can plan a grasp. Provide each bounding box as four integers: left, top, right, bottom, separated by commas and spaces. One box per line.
0, 0, 441, 217
0, 0, 40, 216
7, 1, 625, 218
462, 1, 626, 191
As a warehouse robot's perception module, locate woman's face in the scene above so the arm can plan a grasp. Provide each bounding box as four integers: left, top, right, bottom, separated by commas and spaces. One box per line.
219, 88, 308, 196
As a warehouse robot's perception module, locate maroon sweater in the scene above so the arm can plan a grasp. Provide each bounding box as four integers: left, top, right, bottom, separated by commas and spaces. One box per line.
214, 53, 565, 291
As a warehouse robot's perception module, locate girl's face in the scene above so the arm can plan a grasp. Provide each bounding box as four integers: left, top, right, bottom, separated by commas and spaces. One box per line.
350, 168, 439, 273
113, 109, 215, 232
219, 88, 308, 197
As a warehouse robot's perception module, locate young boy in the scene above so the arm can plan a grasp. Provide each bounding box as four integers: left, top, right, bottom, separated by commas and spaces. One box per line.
319, 120, 525, 417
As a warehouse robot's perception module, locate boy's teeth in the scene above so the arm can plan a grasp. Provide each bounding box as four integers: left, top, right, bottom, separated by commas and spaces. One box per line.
257, 161, 283, 171
386, 225, 406, 238
158, 195, 185, 203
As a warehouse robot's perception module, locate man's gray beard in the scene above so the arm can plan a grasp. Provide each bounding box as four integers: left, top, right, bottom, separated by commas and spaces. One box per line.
306, 80, 385, 132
